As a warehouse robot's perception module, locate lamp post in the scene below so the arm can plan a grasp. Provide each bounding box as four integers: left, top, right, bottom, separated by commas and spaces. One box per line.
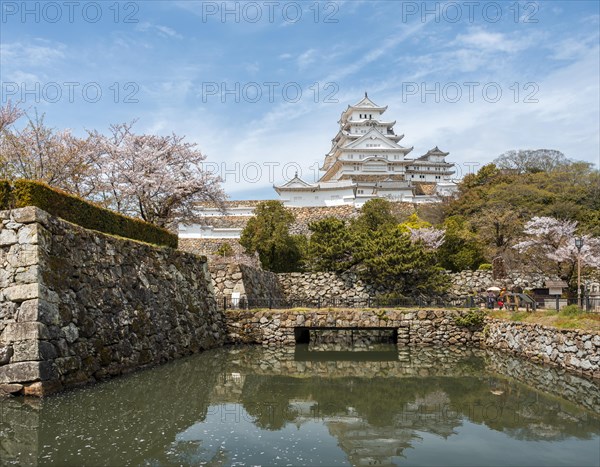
575, 237, 584, 308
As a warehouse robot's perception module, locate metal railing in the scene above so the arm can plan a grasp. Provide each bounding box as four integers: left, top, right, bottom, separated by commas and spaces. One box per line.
220, 294, 600, 312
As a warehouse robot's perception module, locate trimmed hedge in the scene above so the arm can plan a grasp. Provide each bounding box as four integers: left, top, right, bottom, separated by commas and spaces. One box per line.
0, 180, 178, 248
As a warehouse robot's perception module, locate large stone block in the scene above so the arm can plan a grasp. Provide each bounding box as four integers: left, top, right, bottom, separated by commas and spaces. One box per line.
7, 244, 38, 268
17, 224, 38, 244
3, 283, 39, 302
1, 322, 50, 343
15, 265, 39, 284
10, 206, 47, 224
12, 340, 57, 362
0, 361, 55, 383
0, 229, 17, 246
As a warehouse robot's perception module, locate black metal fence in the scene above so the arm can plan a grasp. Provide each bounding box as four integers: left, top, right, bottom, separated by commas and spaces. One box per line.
535, 295, 600, 313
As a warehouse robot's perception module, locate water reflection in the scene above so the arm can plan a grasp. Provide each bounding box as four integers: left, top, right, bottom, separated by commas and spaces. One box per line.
1, 346, 598, 466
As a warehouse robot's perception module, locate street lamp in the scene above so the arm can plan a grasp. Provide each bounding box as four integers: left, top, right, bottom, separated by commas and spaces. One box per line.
575, 237, 584, 308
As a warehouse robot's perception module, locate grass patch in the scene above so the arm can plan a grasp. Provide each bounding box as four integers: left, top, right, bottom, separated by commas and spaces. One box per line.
488, 309, 599, 332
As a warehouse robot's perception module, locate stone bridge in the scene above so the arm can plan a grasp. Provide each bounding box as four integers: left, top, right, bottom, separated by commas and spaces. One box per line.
225, 309, 482, 347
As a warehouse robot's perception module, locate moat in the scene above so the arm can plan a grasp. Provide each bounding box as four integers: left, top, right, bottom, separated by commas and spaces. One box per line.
1, 345, 599, 466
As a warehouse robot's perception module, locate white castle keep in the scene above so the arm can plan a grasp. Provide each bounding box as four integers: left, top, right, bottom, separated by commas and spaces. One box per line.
274, 93, 457, 207
179, 94, 457, 240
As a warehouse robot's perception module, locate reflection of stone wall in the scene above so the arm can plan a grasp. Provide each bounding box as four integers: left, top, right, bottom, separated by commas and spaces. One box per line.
0, 350, 226, 465
486, 349, 600, 413
0, 207, 226, 396
209, 263, 283, 305
484, 320, 600, 379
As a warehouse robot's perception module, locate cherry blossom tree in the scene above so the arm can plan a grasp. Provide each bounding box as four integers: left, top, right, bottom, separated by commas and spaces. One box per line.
89, 122, 226, 229
0, 101, 23, 133
0, 103, 99, 196
1, 103, 226, 230
514, 216, 600, 283
408, 226, 445, 251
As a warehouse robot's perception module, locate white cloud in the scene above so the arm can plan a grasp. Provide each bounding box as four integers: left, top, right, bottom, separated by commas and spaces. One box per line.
136, 22, 183, 39
0, 40, 66, 67
453, 27, 533, 54
297, 49, 316, 69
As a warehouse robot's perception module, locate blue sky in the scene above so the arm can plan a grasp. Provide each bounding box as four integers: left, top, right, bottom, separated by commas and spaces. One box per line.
1, 0, 599, 199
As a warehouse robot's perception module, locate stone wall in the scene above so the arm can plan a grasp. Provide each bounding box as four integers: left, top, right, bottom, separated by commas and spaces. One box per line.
0, 207, 226, 396
210, 263, 283, 306
484, 320, 600, 379
179, 238, 245, 257
277, 271, 375, 305
277, 270, 557, 303
447, 270, 557, 298
225, 309, 484, 347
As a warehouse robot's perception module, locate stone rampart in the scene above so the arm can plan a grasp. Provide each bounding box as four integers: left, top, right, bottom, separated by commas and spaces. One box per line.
0, 207, 226, 396
484, 320, 600, 379
209, 263, 283, 306
277, 270, 557, 302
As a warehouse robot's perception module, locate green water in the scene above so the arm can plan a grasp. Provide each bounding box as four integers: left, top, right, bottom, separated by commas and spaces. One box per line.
1, 345, 599, 466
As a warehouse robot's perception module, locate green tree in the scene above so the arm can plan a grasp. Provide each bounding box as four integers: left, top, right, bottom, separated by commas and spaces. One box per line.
307, 217, 354, 272
437, 216, 486, 272
239, 201, 305, 272
446, 156, 600, 265
353, 225, 449, 295
350, 198, 397, 233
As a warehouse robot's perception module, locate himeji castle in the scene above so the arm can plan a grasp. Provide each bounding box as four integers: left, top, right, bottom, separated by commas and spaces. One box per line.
178, 94, 457, 242
274, 93, 457, 207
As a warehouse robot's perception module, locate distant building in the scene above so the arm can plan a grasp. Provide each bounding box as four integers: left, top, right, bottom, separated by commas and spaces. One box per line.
179, 94, 457, 242
274, 93, 457, 207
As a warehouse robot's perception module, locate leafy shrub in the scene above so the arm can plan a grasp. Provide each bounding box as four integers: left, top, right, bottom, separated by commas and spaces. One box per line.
0, 180, 10, 208
0, 179, 177, 248
559, 305, 584, 317
454, 309, 486, 328
216, 243, 234, 257
478, 263, 492, 270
